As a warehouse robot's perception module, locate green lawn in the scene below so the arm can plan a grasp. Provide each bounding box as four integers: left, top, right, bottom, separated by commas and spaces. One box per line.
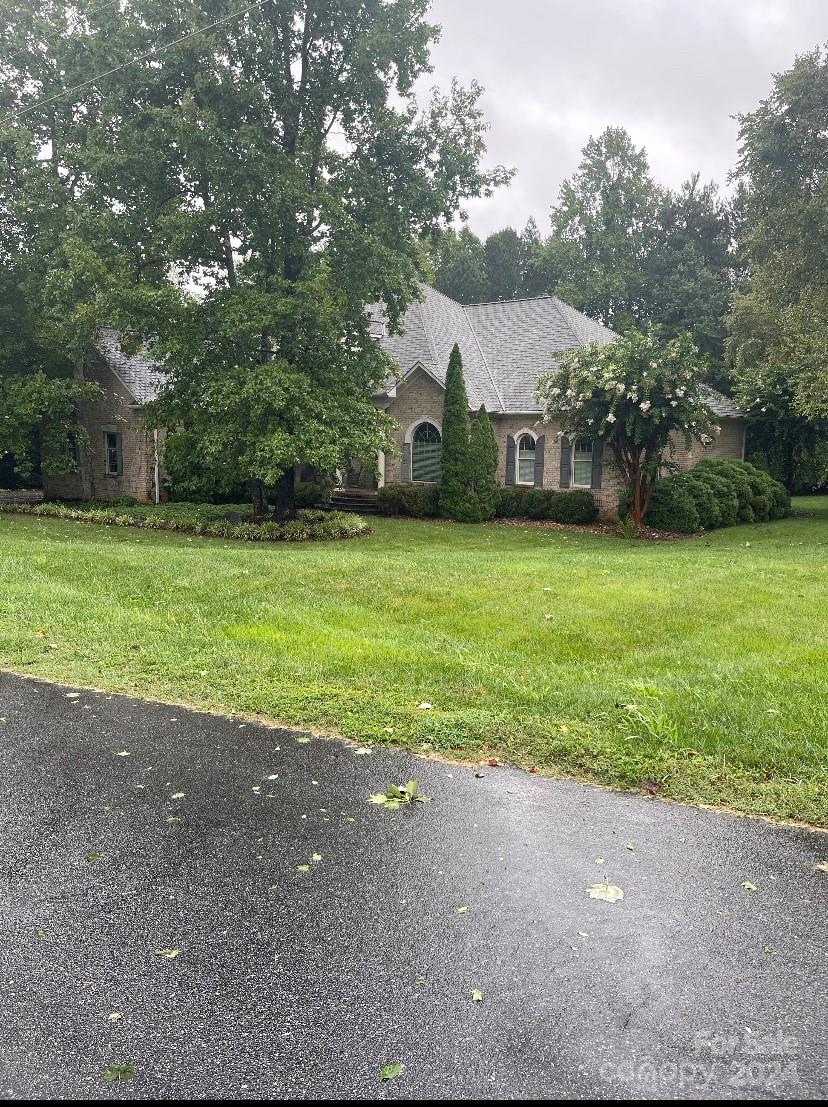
1, 498, 827, 825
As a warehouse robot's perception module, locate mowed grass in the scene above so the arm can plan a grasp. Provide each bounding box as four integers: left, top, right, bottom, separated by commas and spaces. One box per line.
1, 498, 827, 825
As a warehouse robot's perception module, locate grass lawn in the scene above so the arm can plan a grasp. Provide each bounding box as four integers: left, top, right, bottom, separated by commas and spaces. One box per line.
1, 497, 827, 825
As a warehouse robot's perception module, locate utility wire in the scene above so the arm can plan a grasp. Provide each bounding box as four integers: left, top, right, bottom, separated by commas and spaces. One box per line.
1, 0, 273, 125
4, 0, 128, 64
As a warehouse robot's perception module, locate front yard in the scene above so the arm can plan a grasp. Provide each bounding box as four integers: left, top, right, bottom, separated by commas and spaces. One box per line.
1, 498, 826, 825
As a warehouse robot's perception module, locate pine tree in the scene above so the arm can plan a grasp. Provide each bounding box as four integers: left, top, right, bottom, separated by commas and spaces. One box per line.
469, 405, 499, 519
439, 343, 477, 520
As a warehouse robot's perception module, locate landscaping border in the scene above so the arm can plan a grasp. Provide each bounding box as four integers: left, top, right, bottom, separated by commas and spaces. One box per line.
0, 501, 371, 543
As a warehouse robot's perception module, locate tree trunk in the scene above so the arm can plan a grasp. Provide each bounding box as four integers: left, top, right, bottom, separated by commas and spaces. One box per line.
73, 358, 94, 501
251, 478, 268, 518
274, 468, 296, 521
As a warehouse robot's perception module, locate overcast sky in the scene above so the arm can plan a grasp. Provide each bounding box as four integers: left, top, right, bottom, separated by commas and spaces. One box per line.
422, 0, 827, 238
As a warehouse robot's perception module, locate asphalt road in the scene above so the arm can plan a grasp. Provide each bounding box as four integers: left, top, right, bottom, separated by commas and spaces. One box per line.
0, 671, 825, 1100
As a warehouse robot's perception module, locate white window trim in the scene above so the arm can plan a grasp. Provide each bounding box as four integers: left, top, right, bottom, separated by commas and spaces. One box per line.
405, 419, 443, 485
571, 436, 593, 489
513, 428, 537, 486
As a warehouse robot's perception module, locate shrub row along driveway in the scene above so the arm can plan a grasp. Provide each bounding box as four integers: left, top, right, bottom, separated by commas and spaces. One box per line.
0, 499, 827, 822
0, 673, 825, 1099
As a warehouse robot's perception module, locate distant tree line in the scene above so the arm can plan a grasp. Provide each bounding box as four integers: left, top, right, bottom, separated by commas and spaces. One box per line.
428, 48, 828, 494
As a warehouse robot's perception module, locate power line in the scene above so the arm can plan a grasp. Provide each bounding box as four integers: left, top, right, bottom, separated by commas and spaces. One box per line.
4, 1, 128, 65
1, 0, 274, 125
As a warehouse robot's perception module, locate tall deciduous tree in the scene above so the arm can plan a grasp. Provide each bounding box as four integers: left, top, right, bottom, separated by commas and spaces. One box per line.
546, 127, 661, 333
727, 46, 828, 488
0, 1, 510, 514
483, 226, 524, 301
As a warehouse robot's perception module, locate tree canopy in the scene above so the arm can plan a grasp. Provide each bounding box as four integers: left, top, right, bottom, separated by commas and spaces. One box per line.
0, 0, 510, 511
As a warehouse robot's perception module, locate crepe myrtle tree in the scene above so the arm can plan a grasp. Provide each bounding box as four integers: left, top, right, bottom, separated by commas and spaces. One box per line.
536, 327, 719, 529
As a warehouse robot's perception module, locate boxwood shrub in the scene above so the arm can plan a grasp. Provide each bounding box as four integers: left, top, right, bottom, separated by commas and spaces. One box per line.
495, 487, 529, 518
548, 490, 599, 525
376, 484, 439, 517
624, 458, 791, 533
523, 488, 556, 519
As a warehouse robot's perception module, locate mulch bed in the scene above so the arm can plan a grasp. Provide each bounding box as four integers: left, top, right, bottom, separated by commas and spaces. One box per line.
490, 518, 702, 541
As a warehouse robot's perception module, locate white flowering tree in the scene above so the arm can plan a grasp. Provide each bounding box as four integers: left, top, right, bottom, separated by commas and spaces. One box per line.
536, 327, 719, 529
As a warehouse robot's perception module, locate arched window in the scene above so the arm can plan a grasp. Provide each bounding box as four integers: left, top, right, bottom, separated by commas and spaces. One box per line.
572, 437, 594, 487
412, 421, 442, 482
516, 433, 536, 485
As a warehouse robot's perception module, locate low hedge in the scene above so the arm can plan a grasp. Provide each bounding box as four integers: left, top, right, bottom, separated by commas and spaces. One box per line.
494, 487, 529, 518
0, 500, 371, 542
376, 484, 439, 517
625, 459, 791, 533
508, 487, 599, 525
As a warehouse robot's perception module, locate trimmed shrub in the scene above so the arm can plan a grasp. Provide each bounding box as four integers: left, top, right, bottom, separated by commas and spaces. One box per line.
495, 487, 528, 518
680, 475, 721, 530
524, 488, 556, 519
0, 501, 369, 542
695, 459, 790, 523
548, 490, 598, 525
376, 484, 439, 518
691, 471, 739, 527
643, 480, 700, 533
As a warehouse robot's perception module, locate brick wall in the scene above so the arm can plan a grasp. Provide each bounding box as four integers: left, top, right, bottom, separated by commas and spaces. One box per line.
382, 375, 745, 518
42, 356, 159, 503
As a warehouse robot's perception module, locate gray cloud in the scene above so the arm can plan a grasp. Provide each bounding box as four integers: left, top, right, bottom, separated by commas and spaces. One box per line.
422, 0, 828, 237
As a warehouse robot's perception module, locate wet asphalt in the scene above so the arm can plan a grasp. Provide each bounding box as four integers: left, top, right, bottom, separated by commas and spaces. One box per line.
0, 670, 825, 1101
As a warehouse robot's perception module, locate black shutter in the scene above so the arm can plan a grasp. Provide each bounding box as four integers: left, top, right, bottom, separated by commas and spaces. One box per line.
401, 442, 412, 483
505, 436, 516, 486
591, 438, 604, 490
534, 435, 545, 487
559, 436, 571, 488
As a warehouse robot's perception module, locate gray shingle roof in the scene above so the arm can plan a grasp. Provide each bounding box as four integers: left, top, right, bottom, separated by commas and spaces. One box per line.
96, 289, 741, 420
376, 287, 740, 418
95, 327, 163, 404
377, 286, 619, 413
699, 384, 742, 418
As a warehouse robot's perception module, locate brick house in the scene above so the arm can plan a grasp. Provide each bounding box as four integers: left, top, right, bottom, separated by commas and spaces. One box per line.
361, 285, 745, 516
43, 285, 745, 513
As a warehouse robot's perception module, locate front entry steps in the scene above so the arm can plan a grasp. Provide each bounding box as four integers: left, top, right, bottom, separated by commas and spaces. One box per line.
330, 489, 379, 515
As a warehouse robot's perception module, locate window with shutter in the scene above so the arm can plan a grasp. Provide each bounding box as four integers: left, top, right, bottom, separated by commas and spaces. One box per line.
572, 438, 593, 487
516, 434, 536, 484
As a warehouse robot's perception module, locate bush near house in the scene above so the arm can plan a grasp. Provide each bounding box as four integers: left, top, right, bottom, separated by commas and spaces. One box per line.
0, 500, 370, 542
624, 459, 791, 533
376, 485, 440, 518
504, 488, 599, 525
495, 487, 529, 518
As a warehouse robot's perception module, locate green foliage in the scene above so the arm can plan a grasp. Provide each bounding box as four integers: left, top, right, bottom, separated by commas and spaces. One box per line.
0, 372, 99, 481
0, 501, 370, 542
1, 0, 511, 514
483, 227, 525, 301
439, 343, 477, 521
642, 479, 701, 534
368, 779, 430, 810
495, 487, 529, 517
548, 490, 598, 525
428, 227, 488, 304
633, 459, 790, 533
376, 484, 439, 517
538, 325, 717, 527
468, 406, 499, 520
728, 46, 828, 462
546, 127, 660, 334
524, 488, 555, 519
